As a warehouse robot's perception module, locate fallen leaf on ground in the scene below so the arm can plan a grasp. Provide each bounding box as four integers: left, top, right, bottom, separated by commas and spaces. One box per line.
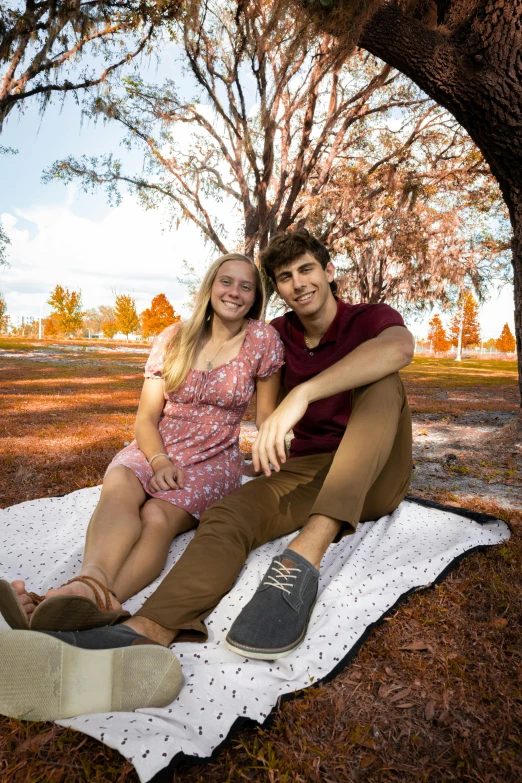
359, 754, 376, 769
425, 700, 436, 720
389, 687, 412, 703
400, 640, 434, 652
14, 729, 55, 755
396, 702, 416, 708
490, 617, 508, 627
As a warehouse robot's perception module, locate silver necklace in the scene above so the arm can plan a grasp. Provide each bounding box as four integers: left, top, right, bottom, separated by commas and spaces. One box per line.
202, 326, 243, 371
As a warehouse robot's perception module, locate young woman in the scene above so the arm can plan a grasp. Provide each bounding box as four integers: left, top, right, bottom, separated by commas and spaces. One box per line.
2, 253, 284, 631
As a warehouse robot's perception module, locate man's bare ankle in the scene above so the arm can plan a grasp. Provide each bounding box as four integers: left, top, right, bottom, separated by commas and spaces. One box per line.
287, 514, 343, 569
123, 616, 177, 647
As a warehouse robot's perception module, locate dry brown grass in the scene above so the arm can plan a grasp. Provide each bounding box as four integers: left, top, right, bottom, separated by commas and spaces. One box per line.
0, 339, 520, 782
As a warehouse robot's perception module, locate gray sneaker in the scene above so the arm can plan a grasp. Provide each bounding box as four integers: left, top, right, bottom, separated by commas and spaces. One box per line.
225, 549, 319, 660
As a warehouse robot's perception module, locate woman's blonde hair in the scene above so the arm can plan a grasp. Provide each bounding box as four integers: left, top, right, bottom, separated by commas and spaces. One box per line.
163, 253, 265, 393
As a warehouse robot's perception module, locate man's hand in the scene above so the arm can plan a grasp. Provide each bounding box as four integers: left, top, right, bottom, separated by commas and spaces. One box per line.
242, 460, 263, 478
148, 458, 184, 492
252, 386, 309, 476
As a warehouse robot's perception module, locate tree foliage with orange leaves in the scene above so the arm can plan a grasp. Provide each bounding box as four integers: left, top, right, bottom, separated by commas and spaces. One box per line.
114, 294, 139, 339
427, 314, 451, 355
496, 323, 516, 354
450, 291, 481, 349
0, 291, 8, 332
140, 294, 180, 339
47, 285, 83, 337
47, 0, 509, 313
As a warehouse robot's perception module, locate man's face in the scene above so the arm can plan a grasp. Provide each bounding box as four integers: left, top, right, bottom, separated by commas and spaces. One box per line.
273, 252, 336, 318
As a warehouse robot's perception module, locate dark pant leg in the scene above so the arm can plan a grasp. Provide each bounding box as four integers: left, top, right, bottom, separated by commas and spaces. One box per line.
136, 454, 331, 640
311, 373, 412, 533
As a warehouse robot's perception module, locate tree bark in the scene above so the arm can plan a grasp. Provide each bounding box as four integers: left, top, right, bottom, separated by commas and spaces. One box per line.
353, 0, 522, 404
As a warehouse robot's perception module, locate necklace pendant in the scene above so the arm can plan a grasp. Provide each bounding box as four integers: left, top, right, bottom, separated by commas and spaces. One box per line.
206, 360, 213, 371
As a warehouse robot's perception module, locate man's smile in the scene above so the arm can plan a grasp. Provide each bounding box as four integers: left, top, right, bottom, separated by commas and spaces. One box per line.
294, 291, 315, 304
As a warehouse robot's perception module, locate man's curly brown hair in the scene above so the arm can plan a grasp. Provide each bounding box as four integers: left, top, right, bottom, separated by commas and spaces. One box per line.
259, 229, 338, 295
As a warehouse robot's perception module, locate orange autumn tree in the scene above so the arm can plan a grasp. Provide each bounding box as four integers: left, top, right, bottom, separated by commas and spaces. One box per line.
114, 294, 139, 340
140, 293, 180, 338
47, 284, 83, 337
0, 291, 8, 332
427, 314, 450, 355
496, 323, 516, 354
450, 291, 481, 350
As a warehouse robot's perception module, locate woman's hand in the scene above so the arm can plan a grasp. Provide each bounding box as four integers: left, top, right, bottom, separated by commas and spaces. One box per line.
148, 457, 184, 492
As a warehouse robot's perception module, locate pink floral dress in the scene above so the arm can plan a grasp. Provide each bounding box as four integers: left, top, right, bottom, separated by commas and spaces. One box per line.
106, 319, 285, 518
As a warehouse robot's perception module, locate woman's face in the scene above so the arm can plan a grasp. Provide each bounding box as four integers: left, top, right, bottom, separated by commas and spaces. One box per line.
210, 259, 257, 324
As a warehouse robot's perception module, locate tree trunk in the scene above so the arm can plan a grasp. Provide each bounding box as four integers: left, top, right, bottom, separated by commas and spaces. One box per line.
512, 202, 522, 402
351, 1, 522, 404
456, 296, 463, 362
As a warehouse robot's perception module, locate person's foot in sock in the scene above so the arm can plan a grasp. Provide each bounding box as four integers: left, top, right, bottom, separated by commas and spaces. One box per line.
225, 548, 319, 660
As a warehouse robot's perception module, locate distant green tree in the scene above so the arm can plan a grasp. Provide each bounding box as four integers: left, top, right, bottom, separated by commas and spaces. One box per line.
47, 285, 84, 336
114, 294, 139, 340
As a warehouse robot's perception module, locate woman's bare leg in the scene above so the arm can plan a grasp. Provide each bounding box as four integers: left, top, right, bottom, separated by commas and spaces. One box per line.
12, 466, 147, 615
112, 498, 196, 603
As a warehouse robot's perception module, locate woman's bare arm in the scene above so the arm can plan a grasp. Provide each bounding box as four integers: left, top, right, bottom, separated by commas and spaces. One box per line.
243, 369, 283, 477
255, 369, 282, 429
134, 379, 184, 490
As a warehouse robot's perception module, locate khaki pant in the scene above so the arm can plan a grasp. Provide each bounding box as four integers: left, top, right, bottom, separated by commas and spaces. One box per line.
137, 373, 412, 641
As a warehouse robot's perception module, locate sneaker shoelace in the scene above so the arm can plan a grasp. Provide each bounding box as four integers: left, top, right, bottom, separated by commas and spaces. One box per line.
263, 560, 302, 595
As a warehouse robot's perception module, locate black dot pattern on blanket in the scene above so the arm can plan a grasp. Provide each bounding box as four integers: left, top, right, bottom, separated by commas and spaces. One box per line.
0, 487, 509, 783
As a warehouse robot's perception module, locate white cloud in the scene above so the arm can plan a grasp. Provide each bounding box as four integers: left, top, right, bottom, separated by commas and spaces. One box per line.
0, 189, 219, 322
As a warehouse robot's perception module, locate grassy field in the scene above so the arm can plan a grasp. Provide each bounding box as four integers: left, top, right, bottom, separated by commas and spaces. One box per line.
0, 338, 521, 782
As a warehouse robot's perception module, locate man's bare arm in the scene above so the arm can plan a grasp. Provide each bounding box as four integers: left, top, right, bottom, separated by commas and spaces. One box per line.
252, 326, 415, 476
304, 326, 414, 404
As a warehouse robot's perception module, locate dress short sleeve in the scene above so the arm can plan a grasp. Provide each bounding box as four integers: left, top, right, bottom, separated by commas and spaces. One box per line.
249, 320, 285, 379
144, 323, 181, 379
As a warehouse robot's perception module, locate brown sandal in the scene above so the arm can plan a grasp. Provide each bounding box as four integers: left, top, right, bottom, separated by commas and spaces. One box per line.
0, 579, 45, 630
29, 575, 130, 632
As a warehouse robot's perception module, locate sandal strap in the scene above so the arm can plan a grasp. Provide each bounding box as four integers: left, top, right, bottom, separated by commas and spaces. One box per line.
63, 575, 114, 611
27, 592, 45, 606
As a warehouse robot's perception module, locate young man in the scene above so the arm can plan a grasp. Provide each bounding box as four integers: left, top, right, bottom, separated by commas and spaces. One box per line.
0, 230, 414, 719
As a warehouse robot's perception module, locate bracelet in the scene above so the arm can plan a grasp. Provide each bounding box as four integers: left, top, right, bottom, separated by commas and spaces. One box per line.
149, 452, 171, 465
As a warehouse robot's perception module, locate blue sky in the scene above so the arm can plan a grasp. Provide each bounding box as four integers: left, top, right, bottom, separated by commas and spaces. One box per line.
0, 51, 515, 340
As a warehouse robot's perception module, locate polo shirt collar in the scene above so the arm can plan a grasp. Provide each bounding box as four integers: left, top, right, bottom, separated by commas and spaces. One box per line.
288, 298, 346, 347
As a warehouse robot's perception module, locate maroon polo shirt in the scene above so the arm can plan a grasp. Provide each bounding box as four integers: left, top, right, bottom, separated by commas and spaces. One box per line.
271, 299, 406, 458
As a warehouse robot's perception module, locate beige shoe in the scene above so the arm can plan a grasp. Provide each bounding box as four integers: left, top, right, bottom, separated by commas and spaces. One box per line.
0, 630, 182, 721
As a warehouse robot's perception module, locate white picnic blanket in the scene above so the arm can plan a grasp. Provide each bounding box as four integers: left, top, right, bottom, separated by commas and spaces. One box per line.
0, 486, 510, 782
